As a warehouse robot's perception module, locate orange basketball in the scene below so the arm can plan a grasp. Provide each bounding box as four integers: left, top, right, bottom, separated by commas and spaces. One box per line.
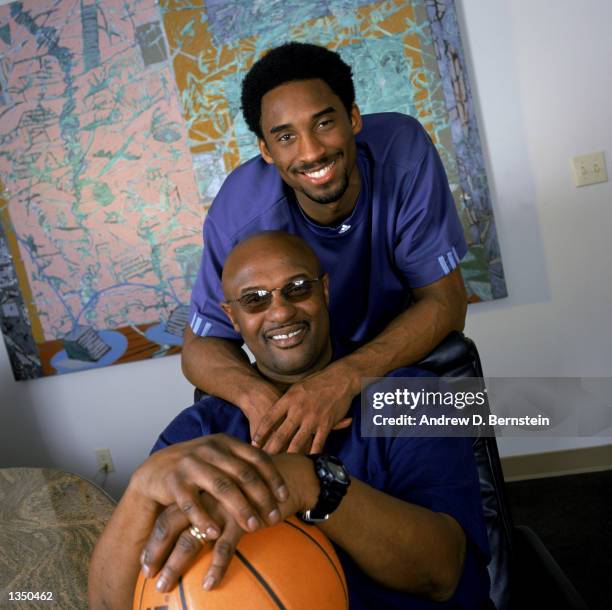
133, 516, 348, 610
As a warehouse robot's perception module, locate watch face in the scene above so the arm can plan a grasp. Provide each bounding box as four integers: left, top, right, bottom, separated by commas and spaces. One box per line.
328, 461, 347, 481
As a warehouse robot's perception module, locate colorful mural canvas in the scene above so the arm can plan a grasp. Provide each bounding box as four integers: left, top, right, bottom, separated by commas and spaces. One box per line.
0, 0, 506, 380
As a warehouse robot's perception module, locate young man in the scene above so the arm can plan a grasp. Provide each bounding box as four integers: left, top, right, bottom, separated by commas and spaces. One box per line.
89, 232, 491, 610
182, 43, 468, 455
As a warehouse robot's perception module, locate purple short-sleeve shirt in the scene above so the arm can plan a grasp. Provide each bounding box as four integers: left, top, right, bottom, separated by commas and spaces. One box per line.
189, 113, 467, 354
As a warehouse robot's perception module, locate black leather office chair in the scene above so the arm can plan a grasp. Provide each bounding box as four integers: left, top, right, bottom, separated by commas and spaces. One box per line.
418, 332, 590, 610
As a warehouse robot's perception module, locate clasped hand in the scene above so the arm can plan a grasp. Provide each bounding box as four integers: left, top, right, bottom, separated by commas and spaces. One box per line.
141, 492, 245, 592
249, 364, 356, 454
133, 435, 309, 592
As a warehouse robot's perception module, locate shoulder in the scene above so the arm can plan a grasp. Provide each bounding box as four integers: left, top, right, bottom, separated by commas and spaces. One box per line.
357, 112, 432, 170
151, 396, 248, 452
206, 155, 289, 238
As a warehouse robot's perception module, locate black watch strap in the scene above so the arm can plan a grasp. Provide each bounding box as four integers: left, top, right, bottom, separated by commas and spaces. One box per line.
297, 454, 351, 524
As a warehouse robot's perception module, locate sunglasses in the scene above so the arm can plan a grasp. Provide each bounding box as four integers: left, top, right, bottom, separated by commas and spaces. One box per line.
226, 275, 324, 313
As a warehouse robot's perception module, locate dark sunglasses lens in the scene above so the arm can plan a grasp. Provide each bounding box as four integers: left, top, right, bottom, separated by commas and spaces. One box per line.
236, 279, 318, 312
282, 280, 314, 301
239, 292, 272, 312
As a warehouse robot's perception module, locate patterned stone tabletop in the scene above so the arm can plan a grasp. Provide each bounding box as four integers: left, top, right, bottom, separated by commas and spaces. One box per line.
0, 468, 116, 609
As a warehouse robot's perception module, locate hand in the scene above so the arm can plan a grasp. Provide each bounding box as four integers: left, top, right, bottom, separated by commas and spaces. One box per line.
140, 454, 315, 592
140, 497, 245, 593
252, 364, 356, 454
131, 434, 289, 536
240, 382, 283, 442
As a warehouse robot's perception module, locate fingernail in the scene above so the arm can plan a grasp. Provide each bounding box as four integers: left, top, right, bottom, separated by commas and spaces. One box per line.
251, 440, 260, 448
276, 485, 289, 502
140, 550, 147, 565
206, 526, 219, 539
247, 515, 260, 531
203, 576, 215, 591
142, 565, 151, 578
156, 576, 168, 592
268, 508, 281, 524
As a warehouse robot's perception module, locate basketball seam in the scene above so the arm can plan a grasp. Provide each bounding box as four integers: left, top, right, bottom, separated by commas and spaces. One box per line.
284, 519, 349, 607
178, 576, 189, 610
235, 549, 287, 610
136, 573, 146, 610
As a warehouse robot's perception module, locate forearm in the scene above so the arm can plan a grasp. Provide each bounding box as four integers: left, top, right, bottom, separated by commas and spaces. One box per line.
88, 484, 160, 610
320, 479, 466, 600
181, 329, 279, 414
327, 269, 468, 395
273, 454, 466, 600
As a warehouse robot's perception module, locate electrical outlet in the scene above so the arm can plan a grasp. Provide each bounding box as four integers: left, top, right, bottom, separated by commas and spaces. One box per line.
95, 448, 115, 473
571, 151, 608, 187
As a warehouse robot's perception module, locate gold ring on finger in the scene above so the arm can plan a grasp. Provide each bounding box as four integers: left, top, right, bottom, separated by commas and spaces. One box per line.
189, 526, 207, 543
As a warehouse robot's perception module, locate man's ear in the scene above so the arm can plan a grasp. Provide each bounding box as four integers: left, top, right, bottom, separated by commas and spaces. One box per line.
350, 103, 363, 136
322, 273, 330, 306
220, 302, 241, 332
258, 138, 274, 165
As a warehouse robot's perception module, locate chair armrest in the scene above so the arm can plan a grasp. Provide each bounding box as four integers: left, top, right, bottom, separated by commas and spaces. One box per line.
510, 525, 590, 610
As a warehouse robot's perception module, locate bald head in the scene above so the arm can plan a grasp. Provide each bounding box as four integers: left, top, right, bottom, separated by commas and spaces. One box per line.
222, 231, 322, 299
220, 231, 331, 384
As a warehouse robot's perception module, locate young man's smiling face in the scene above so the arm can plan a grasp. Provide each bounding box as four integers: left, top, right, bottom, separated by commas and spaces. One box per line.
258, 79, 363, 225
221, 232, 332, 385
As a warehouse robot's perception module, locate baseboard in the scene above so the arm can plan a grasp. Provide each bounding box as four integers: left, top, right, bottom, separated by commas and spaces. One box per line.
501, 444, 612, 481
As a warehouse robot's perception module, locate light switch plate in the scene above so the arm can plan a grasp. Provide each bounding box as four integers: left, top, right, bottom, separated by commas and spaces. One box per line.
571, 151, 608, 187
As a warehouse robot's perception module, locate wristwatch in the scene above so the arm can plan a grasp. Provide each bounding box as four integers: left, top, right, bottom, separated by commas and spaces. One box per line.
297, 454, 351, 524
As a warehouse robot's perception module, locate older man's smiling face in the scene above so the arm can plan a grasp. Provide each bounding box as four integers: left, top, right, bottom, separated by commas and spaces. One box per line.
221, 233, 331, 384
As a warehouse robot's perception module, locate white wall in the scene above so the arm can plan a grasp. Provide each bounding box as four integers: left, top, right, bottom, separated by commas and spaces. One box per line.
457, 0, 612, 454
0, 350, 193, 498
2, 0, 612, 498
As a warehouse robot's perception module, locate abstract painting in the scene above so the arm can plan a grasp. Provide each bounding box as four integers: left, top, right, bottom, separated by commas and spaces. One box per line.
0, 0, 506, 380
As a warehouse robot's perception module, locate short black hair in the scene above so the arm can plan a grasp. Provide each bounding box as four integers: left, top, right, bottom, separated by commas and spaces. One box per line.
241, 42, 355, 139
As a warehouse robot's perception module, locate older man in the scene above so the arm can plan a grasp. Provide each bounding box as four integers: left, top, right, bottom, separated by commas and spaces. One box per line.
89, 233, 490, 610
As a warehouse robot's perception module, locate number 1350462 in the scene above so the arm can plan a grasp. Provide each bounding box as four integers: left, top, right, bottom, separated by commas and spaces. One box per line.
8, 591, 54, 602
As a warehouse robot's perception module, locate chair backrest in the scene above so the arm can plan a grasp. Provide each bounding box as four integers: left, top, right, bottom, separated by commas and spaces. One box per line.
419, 332, 512, 610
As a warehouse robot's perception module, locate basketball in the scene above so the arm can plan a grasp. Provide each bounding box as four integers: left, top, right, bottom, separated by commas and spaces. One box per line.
133, 516, 348, 610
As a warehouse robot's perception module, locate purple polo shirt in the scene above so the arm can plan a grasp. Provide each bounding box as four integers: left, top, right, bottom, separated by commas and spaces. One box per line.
189, 113, 466, 354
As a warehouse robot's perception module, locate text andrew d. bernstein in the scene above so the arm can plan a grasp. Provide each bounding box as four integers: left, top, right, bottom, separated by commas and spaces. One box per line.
371, 414, 551, 427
